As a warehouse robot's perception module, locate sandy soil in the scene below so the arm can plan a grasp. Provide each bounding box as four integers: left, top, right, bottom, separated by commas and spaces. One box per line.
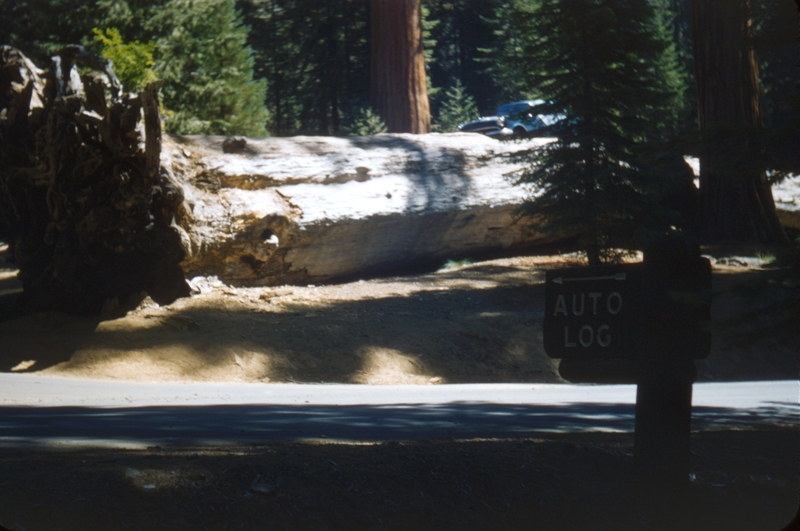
0, 252, 565, 384
0, 244, 797, 385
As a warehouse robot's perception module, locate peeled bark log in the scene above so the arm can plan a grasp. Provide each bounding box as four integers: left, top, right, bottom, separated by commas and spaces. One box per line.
0, 46, 188, 315
164, 133, 561, 286
0, 47, 560, 312
773, 176, 800, 231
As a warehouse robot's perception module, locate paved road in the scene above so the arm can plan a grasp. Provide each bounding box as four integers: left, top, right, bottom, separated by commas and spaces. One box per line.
0, 374, 796, 448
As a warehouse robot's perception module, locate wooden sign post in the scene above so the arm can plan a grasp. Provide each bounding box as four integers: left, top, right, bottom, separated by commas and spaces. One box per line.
543, 238, 712, 491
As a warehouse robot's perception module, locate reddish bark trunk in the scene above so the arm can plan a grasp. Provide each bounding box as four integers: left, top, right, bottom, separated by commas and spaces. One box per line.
690, 0, 788, 244
370, 0, 430, 134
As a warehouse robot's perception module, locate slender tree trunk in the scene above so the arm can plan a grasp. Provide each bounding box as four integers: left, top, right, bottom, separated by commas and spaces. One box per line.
327, 0, 340, 134
370, 0, 430, 134
271, 0, 282, 136
690, 0, 788, 244
580, 24, 601, 266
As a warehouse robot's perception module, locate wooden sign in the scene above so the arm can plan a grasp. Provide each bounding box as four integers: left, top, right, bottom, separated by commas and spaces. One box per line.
543, 246, 711, 362
544, 264, 644, 360
543, 238, 712, 495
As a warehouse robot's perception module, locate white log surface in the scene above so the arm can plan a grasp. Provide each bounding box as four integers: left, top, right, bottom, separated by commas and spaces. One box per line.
773, 176, 800, 231
165, 133, 555, 286
165, 137, 799, 288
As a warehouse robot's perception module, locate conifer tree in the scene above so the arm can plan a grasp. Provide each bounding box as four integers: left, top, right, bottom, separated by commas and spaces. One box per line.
343, 105, 388, 136
746, 0, 800, 183
424, 0, 508, 114
92, 27, 157, 93
146, 0, 269, 136
240, 0, 370, 136
0, 0, 100, 63
435, 80, 478, 132
509, 0, 686, 265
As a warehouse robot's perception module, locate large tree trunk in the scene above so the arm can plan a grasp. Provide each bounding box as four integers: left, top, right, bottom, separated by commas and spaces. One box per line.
370, 0, 430, 134
690, 0, 789, 245
0, 46, 189, 315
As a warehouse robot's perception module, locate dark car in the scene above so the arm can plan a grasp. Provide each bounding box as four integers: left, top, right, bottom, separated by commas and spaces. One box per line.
458, 99, 563, 137
457, 115, 505, 135
496, 100, 563, 136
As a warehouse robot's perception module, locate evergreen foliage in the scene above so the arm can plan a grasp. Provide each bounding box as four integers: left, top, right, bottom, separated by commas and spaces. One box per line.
240, 0, 370, 136
146, 0, 268, 136
0, 0, 269, 136
92, 27, 157, 93
473, 1, 542, 106
420, 2, 441, 109
424, 0, 508, 115
0, 0, 99, 63
342, 105, 388, 137
435, 80, 479, 132
0, 0, 797, 144
648, 2, 689, 139
657, 0, 697, 135
509, 0, 686, 265
754, 0, 799, 130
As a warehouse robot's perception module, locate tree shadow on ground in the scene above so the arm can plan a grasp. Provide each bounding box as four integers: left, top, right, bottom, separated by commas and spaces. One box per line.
0, 269, 551, 382
0, 251, 797, 383
0, 247, 105, 374
0, 428, 796, 531
0, 401, 796, 447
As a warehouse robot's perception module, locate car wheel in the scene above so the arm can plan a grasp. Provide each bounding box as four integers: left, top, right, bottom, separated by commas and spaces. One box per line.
513, 126, 527, 137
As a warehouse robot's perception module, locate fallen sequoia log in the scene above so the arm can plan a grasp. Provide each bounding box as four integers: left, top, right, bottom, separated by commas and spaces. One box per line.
165, 133, 559, 287
0, 45, 558, 313
8, 46, 794, 315
773, 178, 800, 232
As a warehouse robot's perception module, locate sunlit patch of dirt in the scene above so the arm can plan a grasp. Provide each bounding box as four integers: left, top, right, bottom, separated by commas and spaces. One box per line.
352, 347, 433, 385
0, 248, 796, 384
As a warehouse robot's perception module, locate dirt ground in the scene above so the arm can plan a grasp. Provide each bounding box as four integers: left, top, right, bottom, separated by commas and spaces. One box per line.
0, 245, 797, 385
0, 244, 798, 530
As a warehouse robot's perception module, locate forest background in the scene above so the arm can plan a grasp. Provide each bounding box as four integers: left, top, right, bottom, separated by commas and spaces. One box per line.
0, 0, 796, 140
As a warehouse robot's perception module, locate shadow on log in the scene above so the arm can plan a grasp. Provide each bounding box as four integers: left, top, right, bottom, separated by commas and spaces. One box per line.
5, 47, 770, 316
0, 45, 189, 315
